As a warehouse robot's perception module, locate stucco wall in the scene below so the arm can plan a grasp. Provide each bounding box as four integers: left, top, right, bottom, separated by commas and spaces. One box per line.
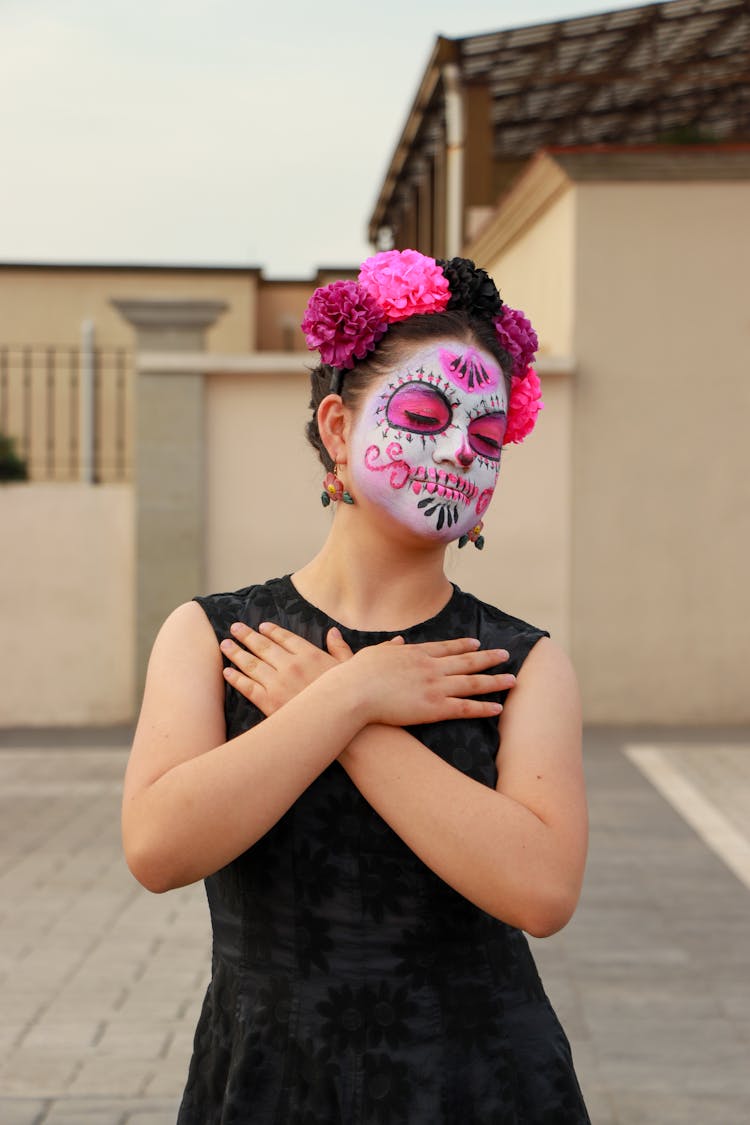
0, 483, 135, 725
0, 267, 257, 351
572, 180, 750, 722
203, 369, 328, 593
485, 187, 576, 361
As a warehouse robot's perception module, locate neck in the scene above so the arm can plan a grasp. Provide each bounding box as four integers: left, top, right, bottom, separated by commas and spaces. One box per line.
293, 506, 453, 632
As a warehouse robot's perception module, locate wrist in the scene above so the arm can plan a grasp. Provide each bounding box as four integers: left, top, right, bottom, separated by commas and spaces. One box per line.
326, 653, 374, 726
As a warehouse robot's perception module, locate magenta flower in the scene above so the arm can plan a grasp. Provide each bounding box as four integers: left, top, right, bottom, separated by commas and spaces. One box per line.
358, 249, 450, 323
494, 306, 539, 378
504, 368, 543, 445
301, 280, 388, 370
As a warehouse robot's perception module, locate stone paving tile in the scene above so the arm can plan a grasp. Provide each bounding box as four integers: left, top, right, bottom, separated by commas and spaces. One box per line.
1, 731, 749, 1123
0, 1100, 49, 1125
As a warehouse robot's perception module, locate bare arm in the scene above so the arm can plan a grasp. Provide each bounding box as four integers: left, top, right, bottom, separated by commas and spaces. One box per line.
122, 604, 509, 894
338, 638, 587, 937
122, 603, 367, 892
224, 623, 588, 937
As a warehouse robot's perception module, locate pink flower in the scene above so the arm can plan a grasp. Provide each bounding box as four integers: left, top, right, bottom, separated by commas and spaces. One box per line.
494, 306, 538, 377
504, 368, 543, 445
301, 280, 387, 370
358, 249, 450, 323
322, 471, 343, 501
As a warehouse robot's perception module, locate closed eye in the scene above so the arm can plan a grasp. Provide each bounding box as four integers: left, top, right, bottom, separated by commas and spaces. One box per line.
405, 410, 440, 426
468, 413, 506, 460
386, 382, 452, 435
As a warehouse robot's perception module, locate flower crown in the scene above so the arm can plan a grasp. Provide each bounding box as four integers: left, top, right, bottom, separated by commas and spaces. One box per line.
301, 249, 542, 445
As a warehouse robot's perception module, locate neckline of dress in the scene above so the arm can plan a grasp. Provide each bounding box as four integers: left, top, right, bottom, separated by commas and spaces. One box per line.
280, 573, 462, 639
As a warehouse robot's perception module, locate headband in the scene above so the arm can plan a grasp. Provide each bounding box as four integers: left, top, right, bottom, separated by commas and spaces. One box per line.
301, 249, 542, 445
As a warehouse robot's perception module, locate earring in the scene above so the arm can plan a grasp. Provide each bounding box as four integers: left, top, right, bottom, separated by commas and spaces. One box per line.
458, 521, 485, 550
321, 464, 354, 507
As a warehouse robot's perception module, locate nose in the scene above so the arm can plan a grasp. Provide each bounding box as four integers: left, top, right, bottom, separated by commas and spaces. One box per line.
433, 431, 475, 469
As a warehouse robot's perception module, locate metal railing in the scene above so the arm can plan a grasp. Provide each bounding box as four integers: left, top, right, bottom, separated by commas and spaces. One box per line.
0, 344, 132, 482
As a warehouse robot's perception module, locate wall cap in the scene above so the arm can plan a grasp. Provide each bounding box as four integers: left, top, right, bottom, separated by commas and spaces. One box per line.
111, 298, 229, 331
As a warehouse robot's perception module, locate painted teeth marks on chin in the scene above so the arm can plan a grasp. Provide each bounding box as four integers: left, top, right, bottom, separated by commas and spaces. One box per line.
416, 496, 461, 531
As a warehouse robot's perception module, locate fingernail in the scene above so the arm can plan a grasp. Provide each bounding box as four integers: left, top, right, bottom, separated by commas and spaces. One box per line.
329, 626, 341, 638
220, 639, 234, 653
230, 622, 245, 635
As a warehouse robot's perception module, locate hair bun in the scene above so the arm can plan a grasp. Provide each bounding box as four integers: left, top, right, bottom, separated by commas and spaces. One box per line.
436, 257, 503, 321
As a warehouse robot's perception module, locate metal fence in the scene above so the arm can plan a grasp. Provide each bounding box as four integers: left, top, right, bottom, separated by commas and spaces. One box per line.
0, 344, 132, 482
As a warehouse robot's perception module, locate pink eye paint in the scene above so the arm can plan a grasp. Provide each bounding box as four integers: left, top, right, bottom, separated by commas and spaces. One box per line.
386, 384, 452, 435
467, 413, 507, 461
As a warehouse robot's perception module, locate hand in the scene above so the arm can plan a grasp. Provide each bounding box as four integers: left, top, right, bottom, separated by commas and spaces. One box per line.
342, 638, 515, 727
220, 621, 355, 717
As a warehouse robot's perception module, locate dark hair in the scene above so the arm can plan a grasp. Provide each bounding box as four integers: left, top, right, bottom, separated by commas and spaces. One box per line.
305, 309, 513, 472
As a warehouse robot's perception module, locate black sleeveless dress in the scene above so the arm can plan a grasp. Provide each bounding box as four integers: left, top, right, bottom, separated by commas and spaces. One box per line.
177, 575, 590, 1124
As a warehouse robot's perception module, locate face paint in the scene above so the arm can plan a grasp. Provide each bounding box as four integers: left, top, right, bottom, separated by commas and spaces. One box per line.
348, 340, 508, 541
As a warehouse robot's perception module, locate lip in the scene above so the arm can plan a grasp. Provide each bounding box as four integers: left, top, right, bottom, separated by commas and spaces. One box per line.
408, 466, 479, 505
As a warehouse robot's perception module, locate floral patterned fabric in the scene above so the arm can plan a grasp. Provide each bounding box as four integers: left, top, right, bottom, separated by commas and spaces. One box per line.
177, 575, 590, 1124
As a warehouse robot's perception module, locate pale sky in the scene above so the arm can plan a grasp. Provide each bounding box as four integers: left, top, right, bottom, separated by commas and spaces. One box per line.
1, 0, 645, 277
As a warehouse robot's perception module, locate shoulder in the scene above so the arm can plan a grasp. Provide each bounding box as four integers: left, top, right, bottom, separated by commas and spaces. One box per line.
500, 635, 581, 745
193, 575, 288, 641
453, 586, 549, 678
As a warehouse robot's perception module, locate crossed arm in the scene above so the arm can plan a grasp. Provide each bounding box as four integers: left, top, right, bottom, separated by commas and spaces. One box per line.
122, 602, 587, 936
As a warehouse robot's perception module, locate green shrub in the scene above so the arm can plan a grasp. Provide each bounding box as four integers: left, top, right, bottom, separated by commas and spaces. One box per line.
0, 432, 28, 481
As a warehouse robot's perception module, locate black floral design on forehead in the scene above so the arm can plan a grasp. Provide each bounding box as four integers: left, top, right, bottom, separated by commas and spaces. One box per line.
440, 348, 493, 390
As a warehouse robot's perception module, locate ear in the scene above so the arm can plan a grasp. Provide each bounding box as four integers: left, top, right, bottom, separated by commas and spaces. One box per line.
317, 394, 350, 465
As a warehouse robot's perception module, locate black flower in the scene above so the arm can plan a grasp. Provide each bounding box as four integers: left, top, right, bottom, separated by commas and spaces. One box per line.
441, 981, 503, 1054
294, 838, 340, 906
437, 257, 503, 320
295, 907, 334, 976
316, 983, 368, 1052
359, 855, 410, 922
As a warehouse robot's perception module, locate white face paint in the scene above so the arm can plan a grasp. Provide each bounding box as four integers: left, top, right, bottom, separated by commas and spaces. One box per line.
348, 339, 508, 542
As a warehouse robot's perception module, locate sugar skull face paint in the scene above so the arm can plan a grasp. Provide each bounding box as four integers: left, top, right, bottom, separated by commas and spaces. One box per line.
348, 340, 508, 542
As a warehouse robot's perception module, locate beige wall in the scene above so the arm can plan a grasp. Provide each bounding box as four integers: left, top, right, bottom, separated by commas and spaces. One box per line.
572, 180, 750, 722
203, 369, 328, 593
0, 267, 258, 351
484, 187, 577, 361
256, 283, 314, 353
0, 483, 134, 725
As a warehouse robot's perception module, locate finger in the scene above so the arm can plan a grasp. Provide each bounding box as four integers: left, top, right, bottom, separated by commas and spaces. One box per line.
326, 626, 354, 662
388, 635, 406, 645
222, 665, 269, 710
446, 697, 503, 719
411, 637, 483, 657
257, 620, 318, 655
220, 637, 272, 684
437, 649, 512, 676
229, 622, 289, 669
445, 671, 515, 697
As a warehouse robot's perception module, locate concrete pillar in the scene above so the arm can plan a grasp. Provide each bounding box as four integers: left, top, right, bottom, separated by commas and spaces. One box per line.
111, 298, 228, 696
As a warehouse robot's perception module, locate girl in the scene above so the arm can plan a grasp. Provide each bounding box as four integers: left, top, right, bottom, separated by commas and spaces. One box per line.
123, 250, 590, 1123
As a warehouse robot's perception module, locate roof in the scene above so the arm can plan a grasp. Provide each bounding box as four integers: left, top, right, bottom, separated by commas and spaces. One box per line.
369, 0, 750, 240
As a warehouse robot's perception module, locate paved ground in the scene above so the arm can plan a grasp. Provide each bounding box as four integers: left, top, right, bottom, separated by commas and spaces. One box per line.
0, 725, 748, 1125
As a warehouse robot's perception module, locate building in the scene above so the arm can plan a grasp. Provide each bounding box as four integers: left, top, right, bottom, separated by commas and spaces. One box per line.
366, 0, 750, 723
